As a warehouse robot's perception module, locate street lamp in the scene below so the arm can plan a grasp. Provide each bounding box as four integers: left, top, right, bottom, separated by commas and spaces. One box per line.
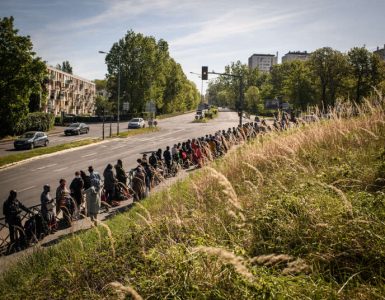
99, 50, 121, 135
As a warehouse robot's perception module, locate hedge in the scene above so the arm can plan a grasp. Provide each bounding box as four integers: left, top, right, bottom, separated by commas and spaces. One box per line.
15, 112, 55, 134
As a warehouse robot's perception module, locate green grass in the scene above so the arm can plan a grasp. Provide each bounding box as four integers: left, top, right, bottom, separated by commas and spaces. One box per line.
192, 118, 208, 123
0, 138, 101, 168
112, 127, 160, 138
1, 99, 385, 299
156, 110, 195, 120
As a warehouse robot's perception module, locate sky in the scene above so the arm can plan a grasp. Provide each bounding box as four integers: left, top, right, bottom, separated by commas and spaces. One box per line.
1, 0, 385, 92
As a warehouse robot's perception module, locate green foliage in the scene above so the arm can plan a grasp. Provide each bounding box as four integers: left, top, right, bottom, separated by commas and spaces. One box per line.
104, 30, 200, 116
208, 46, 385, 113
348, 47, 385, 102
0, 16, 47, 137
308, 47, 349, 106
14, 112, 54, 134
94, 95, 112, 116
93, 79, 107, 91
56, 60, 73, 74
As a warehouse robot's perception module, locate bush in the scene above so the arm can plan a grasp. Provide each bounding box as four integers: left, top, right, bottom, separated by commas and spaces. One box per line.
16, 112, 55, 134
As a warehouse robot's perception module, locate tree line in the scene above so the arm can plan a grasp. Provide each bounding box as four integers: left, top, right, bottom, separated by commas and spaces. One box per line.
98, 30, 200, 116
207, 47, 385, 113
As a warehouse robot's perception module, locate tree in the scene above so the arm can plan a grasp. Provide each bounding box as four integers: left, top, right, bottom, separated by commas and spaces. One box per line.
244, 86, 261, 113
105, 30, 199, 115
0, 16, 47, 136
282, 61, 316, 109
94, 95, 112, 116
348, 47, 385, 101
309, 47, 349, 107
56, 60, 73, 74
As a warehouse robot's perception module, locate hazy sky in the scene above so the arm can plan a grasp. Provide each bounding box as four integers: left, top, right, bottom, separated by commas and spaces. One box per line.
1, 0, 384, 91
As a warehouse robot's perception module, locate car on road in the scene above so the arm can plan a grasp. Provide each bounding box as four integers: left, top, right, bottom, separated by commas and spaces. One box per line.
128, 118, 145, 129
14, 131, 49, 150
64, 123, 90, 135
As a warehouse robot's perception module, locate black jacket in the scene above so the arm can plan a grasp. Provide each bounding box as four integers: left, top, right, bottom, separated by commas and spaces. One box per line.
3, 198, 30, 222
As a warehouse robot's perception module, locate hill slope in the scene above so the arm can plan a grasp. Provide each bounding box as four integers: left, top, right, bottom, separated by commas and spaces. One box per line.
1, 99, 385, 299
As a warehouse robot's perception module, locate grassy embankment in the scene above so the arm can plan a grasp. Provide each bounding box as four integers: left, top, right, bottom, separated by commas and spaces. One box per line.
1, 98, 385, 299
0, 128, 159, 168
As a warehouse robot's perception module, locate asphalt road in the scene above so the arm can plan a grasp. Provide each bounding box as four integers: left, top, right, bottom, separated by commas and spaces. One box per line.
0, 120, 147, 157
0, 111, 245, 217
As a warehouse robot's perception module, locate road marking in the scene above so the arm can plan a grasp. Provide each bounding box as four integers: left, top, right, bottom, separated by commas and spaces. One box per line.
19, 185, 36, 192
55, 167, 68, 172
111, 145, 126, 150
35, 163, 57, 170
82, 152, 97, 157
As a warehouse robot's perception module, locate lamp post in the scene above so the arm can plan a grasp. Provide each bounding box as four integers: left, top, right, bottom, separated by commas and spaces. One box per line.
99, 50, 121, 135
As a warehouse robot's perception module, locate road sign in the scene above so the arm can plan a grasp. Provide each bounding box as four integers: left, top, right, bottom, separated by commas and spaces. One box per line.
145, 101, 156, 113
123, 102, 130, 111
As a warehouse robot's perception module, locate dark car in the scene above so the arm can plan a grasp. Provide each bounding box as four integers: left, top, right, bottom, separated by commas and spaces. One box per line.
14, 131, 49, 150
64, 123, 90, 135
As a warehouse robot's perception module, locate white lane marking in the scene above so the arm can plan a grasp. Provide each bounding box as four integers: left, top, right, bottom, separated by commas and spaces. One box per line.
55, 167, 68, 172
35, 163, 57, 170
111, 145, 126, 150
19, 185, 36, 192
82, 152, 97, 157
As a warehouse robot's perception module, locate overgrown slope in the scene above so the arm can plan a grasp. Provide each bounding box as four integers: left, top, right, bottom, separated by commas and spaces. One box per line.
1, 100, 385, 299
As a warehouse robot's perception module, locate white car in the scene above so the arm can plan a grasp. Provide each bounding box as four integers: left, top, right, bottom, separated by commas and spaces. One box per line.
128, 118, 145, 129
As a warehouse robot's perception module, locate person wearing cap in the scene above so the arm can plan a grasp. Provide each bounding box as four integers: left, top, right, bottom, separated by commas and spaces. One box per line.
40, 184, 56, 233
3, 190, 31, 249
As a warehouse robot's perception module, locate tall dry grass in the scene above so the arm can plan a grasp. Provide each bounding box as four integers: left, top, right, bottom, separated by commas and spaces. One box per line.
1, 93, 385, 299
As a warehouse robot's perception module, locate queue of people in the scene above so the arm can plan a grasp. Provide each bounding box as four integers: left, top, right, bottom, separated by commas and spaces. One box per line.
2, 116, 296, 254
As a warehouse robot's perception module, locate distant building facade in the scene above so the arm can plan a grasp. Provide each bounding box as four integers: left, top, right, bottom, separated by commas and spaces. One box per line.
282, 51, 310, 63
374, 44, 385, 61
248, 54, 278, 72
45, 66, 96, 116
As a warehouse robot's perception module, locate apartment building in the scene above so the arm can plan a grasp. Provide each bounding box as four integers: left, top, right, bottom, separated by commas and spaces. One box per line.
374, 44, 385, 61
248, 54, 278, 72
45, 66, 96, 116
282, 51, 310, 63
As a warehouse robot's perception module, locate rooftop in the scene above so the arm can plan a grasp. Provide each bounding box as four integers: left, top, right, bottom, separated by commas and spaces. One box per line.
250, 53, 276, 57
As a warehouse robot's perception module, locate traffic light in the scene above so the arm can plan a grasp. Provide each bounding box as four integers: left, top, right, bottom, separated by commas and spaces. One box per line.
201, 66, 208, 80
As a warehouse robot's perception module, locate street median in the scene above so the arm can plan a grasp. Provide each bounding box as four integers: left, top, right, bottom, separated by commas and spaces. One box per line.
0, 127, 161, 168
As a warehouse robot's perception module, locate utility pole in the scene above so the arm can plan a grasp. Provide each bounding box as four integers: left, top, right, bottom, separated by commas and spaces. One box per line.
117, 55, 121, 135
239, 76, 244, 127
99, 50, 121, 135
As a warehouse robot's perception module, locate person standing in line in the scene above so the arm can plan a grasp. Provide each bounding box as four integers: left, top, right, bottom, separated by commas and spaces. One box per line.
56, 179, 72, 226
40, 184, 56, 233
88, 166, 101, 191
115, 159, 128, 186
103, 164, 117, 203
163, 146, 172, 171
3, 190, 31, 250
70, 171, 84, 217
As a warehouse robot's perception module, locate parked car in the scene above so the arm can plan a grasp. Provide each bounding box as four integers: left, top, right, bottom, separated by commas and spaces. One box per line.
14, 131, 49, 150
128, 118, 145, 129
64, 123, 90, 135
